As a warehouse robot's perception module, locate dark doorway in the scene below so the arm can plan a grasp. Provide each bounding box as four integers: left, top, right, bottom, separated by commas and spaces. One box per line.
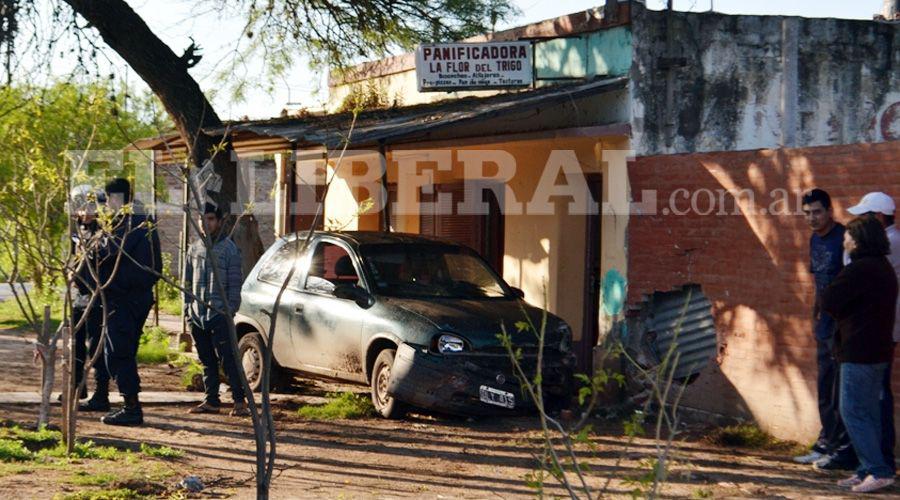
579, 174, 602, 374
289, 166, 324, 233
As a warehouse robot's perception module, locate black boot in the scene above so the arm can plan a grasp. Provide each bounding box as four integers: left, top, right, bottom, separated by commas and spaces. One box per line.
100, 394, 143, 426
79, 386, 110, 412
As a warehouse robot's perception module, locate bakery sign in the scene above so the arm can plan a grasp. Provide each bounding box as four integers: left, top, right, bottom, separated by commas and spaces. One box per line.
415, 41, 533, 91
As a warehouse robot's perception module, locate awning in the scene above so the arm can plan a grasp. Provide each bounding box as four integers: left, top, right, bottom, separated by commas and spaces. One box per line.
131, 76, 628, 159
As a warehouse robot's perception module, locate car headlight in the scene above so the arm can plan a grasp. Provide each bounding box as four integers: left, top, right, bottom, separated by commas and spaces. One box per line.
438, 334, 465, 354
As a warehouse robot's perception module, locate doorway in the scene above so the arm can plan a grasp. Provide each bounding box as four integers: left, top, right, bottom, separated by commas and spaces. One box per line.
579, 174, 602, 374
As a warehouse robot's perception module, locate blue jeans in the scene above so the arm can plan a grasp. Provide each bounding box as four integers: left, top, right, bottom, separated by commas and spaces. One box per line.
813, 338, 855, 462
840, 362, 894, 479
881, 359, 896, 473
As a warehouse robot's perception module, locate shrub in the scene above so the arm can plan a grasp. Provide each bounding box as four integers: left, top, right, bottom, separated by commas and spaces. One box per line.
179, 359, 205, 391
60, 488, 141, 500
0, 439, 33, 462
704, 424, 797, 451
139, 443, 183, 459
136, 327, 173, 364
0, 425, 60, 451
297, 392, 375, 420
38, 440, 122, 460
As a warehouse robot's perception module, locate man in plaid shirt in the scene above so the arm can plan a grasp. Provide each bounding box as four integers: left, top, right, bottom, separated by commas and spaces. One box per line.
184, 203, 248, 416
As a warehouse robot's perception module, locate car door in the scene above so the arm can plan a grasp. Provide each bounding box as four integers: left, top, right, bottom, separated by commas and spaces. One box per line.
291, 238, 367, 379
253, 239, 306, 370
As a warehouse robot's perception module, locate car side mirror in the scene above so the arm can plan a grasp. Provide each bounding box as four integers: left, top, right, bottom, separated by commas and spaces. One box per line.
334, 283, 375, 308
510, 287, 525, 299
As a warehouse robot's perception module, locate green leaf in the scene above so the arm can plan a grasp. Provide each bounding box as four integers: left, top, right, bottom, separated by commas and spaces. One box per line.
578, 386, 592, 406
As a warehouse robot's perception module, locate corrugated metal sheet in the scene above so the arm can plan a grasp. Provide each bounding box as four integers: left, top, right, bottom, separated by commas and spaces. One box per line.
210, 76, 628, 148
648, 285, 717, 379
130, 76, 628, 160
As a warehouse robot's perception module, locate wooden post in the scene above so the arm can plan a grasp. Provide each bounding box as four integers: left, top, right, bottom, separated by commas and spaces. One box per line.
180, 169, 192, 351
152, 154, 160, 326
36, 306, 52, 428
66, 317, 76, 454
379, 142, 391, 232
60, 320, 71, 450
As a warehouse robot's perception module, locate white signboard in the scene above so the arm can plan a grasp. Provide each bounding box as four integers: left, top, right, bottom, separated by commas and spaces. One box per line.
415, 42, 533, 91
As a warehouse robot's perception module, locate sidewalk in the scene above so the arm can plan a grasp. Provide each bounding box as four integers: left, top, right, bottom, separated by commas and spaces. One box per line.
0, 283, 32, 303
0, 391, 325, 405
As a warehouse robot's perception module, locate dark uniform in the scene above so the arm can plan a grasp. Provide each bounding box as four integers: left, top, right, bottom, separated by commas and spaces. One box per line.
98, 209, 161, 426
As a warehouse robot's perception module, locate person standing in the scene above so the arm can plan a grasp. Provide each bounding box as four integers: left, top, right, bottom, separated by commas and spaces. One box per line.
98, 178, 161, 426
68, 185, 111, 411
794, 189, 858, 469
184, 203, 248, 416
846, 192, 899, 474
823, 215, 898, 493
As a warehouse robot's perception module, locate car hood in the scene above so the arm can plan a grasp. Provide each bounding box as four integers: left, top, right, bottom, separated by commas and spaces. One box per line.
385, 297, 567, 351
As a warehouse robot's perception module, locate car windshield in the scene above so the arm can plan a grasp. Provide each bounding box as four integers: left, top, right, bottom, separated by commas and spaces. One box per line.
360, 244, 510, 299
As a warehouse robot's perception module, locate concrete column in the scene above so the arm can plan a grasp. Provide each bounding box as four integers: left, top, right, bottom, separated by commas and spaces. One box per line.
780, 18, 799, 148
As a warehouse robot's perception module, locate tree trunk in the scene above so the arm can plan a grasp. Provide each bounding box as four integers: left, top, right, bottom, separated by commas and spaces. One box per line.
62, 0, 266, 271
62, 0, 236, 207
36, 306, 56, 428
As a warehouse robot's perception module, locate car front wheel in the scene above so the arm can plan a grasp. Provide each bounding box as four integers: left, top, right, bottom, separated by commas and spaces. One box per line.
371, 349, 405, 419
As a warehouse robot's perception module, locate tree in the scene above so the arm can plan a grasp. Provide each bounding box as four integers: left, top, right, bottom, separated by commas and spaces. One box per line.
2, 2, 516, 498
0, 83, 163, 293
0, 82, 164, 432
53, 0, 517, 242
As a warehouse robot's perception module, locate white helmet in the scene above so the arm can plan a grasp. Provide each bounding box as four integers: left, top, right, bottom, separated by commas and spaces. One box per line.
68, 184, 106, 215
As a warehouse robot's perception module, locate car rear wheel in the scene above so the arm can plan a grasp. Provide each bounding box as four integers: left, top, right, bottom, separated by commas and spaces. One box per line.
371, 349, 405, 419
238, 331, 288, 393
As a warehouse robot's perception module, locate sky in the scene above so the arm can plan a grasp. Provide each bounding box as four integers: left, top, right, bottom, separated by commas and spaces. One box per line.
109, 0, 883, 120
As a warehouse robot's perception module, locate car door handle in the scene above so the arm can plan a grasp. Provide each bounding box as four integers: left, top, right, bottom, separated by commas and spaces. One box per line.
294, 304, 304, 314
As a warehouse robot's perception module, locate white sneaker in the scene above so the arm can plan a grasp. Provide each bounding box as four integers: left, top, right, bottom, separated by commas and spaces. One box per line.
851, 475, 895, 493
837, 475, 863, 487
793, 450, 825, 464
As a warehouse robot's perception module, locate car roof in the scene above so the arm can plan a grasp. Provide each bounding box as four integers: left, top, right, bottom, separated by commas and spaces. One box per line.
288, 231, 463, 249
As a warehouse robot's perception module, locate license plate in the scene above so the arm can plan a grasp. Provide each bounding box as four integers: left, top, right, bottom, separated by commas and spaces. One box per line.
479, 385, 515, 409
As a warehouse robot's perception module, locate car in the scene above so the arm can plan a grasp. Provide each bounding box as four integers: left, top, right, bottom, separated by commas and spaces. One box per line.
234, 231, 575, 417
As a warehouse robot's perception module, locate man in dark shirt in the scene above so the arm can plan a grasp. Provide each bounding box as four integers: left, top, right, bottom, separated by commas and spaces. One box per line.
96, 178, 161, 426
795, 189, 858, 470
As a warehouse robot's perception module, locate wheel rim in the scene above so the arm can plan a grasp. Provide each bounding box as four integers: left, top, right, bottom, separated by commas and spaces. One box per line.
242, 345, 261, 387
375, 363, 392, 409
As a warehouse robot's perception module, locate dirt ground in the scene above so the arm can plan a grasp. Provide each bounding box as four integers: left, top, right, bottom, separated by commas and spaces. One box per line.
0, 329, 891, 499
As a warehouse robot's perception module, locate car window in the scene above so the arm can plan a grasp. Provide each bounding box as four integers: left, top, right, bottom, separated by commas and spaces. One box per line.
257, 240, 303, 288
305, 242, 361, 294
444, 253, 506, 297
361, 244, 509, 299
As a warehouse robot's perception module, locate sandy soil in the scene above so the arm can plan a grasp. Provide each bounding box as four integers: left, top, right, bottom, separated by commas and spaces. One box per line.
0, 329, 888, 498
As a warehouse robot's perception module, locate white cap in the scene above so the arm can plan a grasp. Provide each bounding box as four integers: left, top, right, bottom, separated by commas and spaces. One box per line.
848, 192, 895, 216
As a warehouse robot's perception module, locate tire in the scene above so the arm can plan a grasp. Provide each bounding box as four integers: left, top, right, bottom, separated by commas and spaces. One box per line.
238, 332, 289, 393
370, 349, 405, 419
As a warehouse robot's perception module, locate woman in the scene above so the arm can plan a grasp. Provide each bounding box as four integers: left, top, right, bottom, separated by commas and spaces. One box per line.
823, 215, 898, 493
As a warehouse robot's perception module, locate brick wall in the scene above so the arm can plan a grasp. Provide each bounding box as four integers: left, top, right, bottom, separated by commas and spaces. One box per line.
627, 140, 900, 443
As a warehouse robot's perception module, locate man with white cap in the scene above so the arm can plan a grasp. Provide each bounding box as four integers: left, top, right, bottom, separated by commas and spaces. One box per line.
847, 191, 899, 475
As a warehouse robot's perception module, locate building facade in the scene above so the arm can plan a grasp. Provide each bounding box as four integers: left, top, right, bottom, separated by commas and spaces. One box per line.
139, 1, 900, 445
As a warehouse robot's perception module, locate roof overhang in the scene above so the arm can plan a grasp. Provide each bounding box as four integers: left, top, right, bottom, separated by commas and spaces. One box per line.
130, 76, 629, 162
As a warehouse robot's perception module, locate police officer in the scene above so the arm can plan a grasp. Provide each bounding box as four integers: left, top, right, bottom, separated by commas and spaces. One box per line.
97, 178, 161, 426
68, 185, 111, 410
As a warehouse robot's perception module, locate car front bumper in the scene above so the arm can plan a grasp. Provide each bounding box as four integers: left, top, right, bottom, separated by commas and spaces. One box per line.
387, 343, 575, 416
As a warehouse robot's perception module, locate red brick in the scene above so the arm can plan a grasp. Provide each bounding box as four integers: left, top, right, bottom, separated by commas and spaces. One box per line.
628, 140, 900, 443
